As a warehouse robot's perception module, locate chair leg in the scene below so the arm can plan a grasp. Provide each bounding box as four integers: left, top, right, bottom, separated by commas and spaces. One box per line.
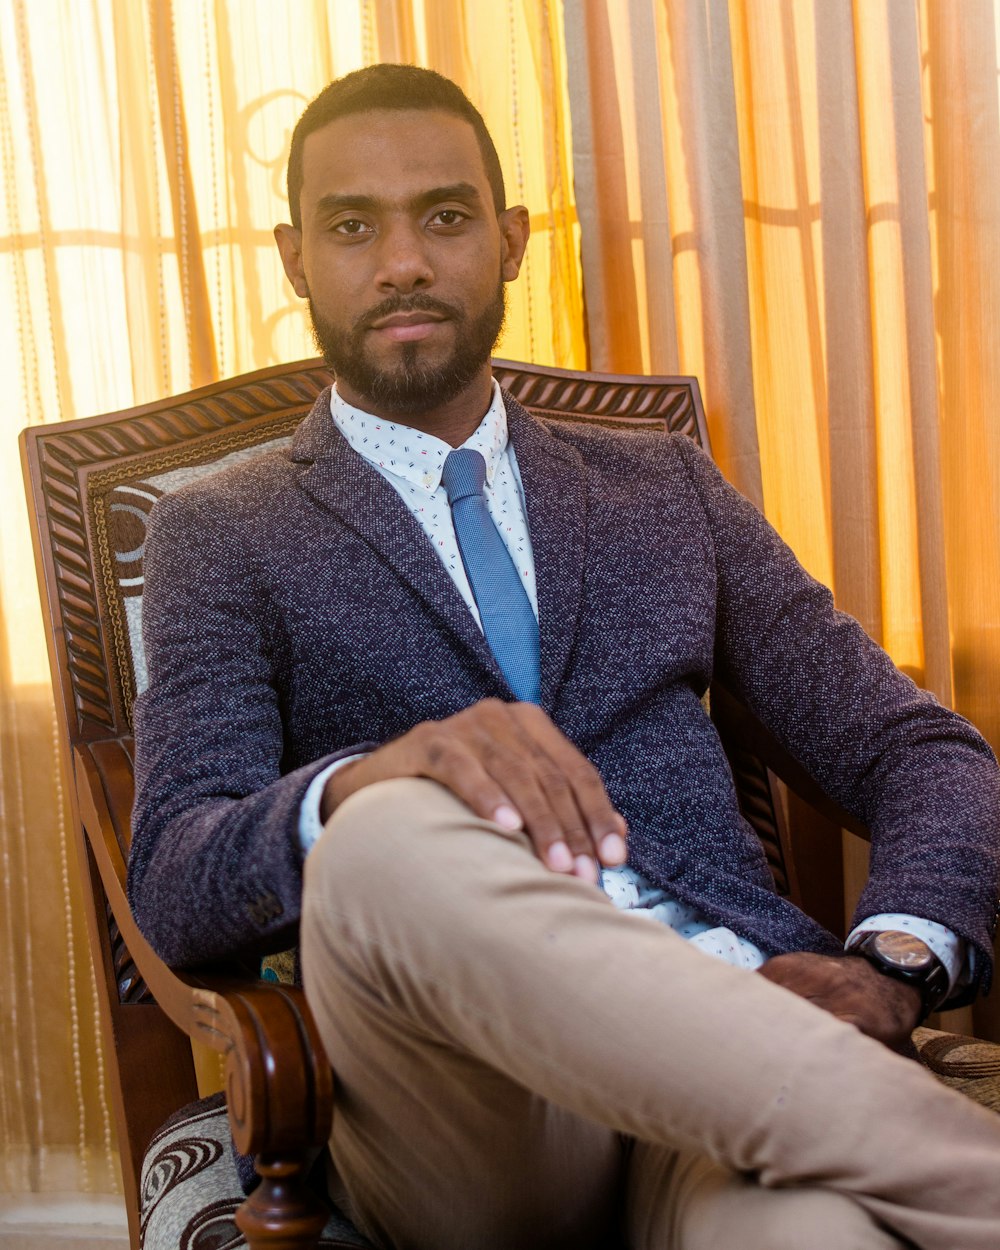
234, 1155, 329, 1249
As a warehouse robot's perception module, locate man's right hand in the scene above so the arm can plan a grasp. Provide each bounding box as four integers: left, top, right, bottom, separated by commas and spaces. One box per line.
320, 699, 627, 882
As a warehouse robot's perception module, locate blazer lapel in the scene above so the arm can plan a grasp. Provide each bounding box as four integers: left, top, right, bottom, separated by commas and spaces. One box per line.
289, 392, 505, 688
287, 389, 590, 709
504, 395, 588, 708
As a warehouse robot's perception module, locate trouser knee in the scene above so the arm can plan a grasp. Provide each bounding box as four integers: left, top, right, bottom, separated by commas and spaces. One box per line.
305, 777, 461, 904
301, 775, 536, 958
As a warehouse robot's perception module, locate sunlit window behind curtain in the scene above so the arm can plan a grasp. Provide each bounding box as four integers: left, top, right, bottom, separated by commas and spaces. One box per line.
4, 0, 1000, 1199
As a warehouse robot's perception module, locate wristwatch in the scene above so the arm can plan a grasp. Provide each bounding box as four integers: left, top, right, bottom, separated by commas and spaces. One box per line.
847, 930, 950, 1022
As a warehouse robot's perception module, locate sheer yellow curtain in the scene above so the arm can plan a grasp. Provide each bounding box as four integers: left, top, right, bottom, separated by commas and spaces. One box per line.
0, 0, 582, 1195
567, 0, 1000, 1036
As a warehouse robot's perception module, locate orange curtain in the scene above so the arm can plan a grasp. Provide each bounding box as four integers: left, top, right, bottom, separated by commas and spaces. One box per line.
565, 0, 1000, 1037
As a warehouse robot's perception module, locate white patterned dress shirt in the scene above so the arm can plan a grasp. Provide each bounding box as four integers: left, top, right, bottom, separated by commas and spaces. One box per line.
299, 383, 964, 988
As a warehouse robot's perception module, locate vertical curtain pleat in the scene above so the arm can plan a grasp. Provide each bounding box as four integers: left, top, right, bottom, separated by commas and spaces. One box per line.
114, 0, 171, 400
922, 0, 1000, 743
373, 0, 420, 64
729, 0, 834, 585
520, 0, 588, 370
150, 0, 218, 387
656, 0, 763, 503
567, 0, 764, 501
857, 1, 952, 701
565, 0, 657, 374
814, 1, 881, 642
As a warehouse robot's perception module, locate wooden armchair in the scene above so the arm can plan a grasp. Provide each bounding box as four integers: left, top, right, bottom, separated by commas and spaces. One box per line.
20, 357, 1000, 1250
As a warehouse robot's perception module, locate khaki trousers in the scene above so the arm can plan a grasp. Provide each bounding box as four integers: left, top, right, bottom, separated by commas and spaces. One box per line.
300, 779, 1000, 1250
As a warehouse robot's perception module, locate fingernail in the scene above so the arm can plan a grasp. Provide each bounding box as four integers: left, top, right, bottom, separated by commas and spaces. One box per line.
493, 804, 522, 830
574, 855, 598, 883
546, 841, 573, 871
599, 833, 626, 863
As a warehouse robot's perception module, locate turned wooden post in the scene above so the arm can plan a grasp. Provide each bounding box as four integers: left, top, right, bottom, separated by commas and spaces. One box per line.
235, 1156, 329, 1250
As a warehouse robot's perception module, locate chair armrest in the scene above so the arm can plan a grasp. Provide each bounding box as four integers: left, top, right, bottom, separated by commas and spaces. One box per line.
73, 738, 333, 1159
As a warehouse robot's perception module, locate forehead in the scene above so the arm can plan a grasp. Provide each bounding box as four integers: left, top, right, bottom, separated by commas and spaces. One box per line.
299, 108, 490, 208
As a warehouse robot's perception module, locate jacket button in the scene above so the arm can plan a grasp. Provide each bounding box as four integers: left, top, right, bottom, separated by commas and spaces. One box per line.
247, 891, 284, 925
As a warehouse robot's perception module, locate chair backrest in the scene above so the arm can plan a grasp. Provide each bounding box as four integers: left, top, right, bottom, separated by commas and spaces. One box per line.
22, 357, 709, 747
23, 357, 799, 1233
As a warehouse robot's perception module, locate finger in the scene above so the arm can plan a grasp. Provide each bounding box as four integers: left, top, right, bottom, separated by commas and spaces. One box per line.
758, 953, 838, 988
412, 701, 622, 879
459, 705, 604, 875
404, 727, 523, 831
514, 705, 628, 866
833, 1011, 867, 1032
757, 956, 809, 986
524, 749, 605, 878
414, 721, 581, 875
478, 742, 589, 874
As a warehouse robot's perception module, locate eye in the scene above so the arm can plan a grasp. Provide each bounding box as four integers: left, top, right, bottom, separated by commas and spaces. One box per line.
334, 218, 372, 236
429, 208, 467, 228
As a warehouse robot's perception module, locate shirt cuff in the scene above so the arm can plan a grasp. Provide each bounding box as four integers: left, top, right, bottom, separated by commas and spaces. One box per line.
846, 913, 967, 995
299, 755, 368, 854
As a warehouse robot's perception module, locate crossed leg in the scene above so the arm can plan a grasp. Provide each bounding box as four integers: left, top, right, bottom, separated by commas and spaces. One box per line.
301, 778, 1000, 1250
626, 1145, 903, 1250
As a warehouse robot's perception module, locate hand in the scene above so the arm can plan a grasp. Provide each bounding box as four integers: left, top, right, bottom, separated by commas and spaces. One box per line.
321, 699, 627, 882
758, 951, 922, 1052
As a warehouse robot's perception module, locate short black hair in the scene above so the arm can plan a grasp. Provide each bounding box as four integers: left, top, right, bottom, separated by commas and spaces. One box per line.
286, 63, 506, 229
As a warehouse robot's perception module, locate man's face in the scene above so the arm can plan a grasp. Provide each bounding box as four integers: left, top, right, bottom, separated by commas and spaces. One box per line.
275, 109, 529, 419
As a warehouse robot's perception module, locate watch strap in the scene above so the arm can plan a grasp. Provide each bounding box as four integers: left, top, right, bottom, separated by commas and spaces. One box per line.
848, 931, 951, 1023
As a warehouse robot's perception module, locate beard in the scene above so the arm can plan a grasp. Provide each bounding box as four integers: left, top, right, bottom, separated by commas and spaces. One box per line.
308, 280, 507, 417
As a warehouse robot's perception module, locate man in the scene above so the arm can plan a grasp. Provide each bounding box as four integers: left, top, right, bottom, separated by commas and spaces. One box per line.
129, 64, 1000, 1249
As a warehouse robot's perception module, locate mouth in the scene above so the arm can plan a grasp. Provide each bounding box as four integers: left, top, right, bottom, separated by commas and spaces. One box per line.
367, 310, 449, 343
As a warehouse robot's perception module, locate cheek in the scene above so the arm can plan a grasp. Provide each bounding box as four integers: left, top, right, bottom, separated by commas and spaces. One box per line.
303, 266, 364, 316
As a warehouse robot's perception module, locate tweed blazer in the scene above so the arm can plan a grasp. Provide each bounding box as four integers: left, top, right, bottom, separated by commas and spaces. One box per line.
128, 388, 1000, 999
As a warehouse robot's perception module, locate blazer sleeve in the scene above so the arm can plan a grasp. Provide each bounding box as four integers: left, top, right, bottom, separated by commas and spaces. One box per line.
128, 486, 377, 968
673, 436, 1000, 986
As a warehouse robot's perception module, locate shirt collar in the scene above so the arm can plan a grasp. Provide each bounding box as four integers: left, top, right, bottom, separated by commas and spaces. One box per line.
329, 380, 509, 493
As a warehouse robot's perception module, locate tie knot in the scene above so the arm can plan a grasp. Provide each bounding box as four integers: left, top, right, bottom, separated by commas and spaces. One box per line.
442, 448, 487, 503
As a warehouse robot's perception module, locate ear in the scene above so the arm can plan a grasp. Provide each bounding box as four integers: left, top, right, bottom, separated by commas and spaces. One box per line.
498, 205, 530, 282
274, 223, 309, 298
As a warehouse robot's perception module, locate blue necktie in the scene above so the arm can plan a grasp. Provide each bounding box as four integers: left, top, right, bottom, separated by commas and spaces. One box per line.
442, 449, 541, 704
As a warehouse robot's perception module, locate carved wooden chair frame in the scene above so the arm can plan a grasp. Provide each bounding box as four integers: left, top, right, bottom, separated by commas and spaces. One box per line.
21, 357, 864, 1250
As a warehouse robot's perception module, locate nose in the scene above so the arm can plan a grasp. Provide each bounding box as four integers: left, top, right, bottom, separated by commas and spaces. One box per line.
374, 218, 434, 293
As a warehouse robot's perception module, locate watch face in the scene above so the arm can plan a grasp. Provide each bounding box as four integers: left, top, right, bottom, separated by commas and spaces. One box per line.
871, 931, 933, 971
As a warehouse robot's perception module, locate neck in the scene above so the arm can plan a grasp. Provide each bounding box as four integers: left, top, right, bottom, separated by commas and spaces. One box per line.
337, 367, 495, 447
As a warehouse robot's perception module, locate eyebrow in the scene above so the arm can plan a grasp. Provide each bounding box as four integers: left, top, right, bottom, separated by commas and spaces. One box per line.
313, 182, 484, 218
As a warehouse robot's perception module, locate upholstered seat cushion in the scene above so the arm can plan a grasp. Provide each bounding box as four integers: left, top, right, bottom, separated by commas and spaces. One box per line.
912, 1025, 1000, 1112
140, 1028, 1000, 1248
139, 1094, 373, 1249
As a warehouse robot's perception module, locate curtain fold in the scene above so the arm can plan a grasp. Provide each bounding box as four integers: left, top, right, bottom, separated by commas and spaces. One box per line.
565, 0, 764, 503
3, 0, 1000, 1193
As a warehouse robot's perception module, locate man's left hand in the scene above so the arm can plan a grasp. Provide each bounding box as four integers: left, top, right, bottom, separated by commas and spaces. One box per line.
758, 951, 922, 1052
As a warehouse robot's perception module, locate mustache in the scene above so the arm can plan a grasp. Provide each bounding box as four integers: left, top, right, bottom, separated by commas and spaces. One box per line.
357, 293, 462, 330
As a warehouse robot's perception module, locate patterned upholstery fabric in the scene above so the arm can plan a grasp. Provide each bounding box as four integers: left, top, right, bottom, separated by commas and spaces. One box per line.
99, 428, 306, 995
97, 430, 297, 709
913, 1026, 1000, 1113
140, 1094, 373, 1250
